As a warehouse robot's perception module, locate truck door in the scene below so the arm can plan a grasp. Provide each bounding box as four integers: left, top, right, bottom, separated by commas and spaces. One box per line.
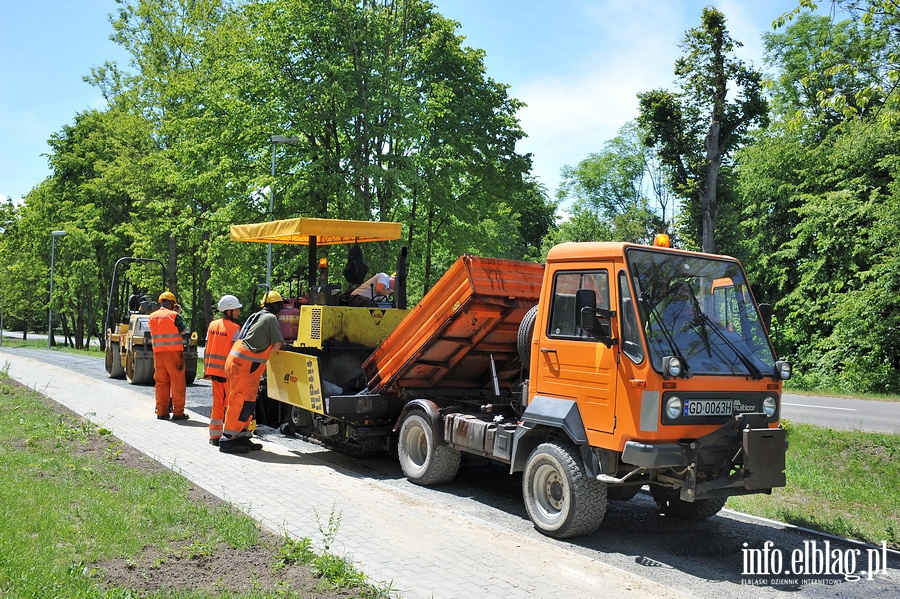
536, 268, 618, 434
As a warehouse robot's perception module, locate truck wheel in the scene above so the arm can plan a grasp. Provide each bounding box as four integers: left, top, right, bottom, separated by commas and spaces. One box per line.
517, 305, 539, 366
650, 487, 727, 520
398, 410, 460, 485
523, 442, 607, 538
105, 341, 124, 379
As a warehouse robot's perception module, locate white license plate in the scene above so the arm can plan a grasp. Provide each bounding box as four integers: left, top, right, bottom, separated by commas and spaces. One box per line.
685, 399, 733, 417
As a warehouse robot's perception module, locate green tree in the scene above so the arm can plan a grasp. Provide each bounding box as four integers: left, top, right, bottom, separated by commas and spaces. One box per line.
776, 1, 900, 120
638, 6, 768, 253
557, 122, 668, 245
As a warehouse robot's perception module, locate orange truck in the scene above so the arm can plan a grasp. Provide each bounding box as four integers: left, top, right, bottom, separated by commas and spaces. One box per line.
238, 220, 791, 538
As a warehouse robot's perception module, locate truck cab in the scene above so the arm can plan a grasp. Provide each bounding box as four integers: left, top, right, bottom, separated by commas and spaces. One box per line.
515, 241, 788, 536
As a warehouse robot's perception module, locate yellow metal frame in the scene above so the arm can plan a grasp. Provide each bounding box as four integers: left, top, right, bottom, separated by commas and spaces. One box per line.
266, 351, 326, 414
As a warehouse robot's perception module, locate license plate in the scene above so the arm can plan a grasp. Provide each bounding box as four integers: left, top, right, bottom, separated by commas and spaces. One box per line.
684, 399, 733, 417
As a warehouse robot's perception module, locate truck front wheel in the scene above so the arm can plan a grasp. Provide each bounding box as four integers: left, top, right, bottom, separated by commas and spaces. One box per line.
523, 442, 607, 538
650, 487, 727, 520
398, 410, 460, 485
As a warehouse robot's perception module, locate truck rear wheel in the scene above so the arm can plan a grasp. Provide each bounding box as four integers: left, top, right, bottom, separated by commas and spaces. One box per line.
105, 341, 124, 379
398, 410, 460, 485
523, 441, 607, 538
650, 487, 727, 520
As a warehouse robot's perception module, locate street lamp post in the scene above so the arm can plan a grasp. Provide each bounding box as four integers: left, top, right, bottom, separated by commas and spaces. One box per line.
268, 135, 300, 287
48, 230, 67, 349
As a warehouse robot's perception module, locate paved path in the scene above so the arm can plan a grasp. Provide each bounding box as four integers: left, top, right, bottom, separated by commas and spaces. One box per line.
1, 351, 688, 599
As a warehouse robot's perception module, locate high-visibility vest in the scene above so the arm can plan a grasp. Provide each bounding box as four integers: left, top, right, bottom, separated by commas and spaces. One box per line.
204, 318, 240, 379
227, 339, 273, 366
148, 308, 183, 353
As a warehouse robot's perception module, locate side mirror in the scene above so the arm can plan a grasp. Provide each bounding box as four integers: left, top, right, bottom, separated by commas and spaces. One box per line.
758, 303, 773, 332
575, 289, 617, 348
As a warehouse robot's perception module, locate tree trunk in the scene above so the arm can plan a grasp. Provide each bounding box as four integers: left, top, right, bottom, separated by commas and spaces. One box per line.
701, 120, 721, 254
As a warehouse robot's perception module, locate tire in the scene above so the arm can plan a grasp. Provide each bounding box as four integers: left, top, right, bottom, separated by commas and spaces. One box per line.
125, 349, 154, 385
398, 410, 460, 485
287, 405, 313, 436
105, 341, 124, 379
185, 356, 197, 385
522, 442, 607, 538
517, 305, 539, 366
650, 486, 727, 520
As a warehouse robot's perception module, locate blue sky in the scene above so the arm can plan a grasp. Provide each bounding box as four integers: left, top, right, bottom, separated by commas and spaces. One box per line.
0, 0, 801, 204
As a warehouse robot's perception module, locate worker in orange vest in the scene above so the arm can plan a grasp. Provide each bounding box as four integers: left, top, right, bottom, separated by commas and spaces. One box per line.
220, 291, 285, 454
148, 291, 189, 420
204, 294, 243, 446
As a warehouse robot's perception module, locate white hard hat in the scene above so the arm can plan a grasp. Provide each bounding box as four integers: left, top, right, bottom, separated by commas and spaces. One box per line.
217, 294, 242, 311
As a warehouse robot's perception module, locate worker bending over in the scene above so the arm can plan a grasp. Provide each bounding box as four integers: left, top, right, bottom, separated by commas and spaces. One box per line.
220, 291, 285, 454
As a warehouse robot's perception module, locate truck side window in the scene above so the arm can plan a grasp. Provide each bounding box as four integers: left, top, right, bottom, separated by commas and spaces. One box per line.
549, 271, 609, 339
619, 271, 644, 363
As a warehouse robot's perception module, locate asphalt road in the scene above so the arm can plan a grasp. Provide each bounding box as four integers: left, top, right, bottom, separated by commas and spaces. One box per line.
3, 346, 899, 599
781, 393, 900, 434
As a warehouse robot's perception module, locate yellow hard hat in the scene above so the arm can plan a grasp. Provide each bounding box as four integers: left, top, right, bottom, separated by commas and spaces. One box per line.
159, 291, 177, 303
261, 290, 283, 306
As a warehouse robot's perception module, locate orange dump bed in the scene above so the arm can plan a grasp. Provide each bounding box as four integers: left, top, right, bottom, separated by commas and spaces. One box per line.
363, 255, 544, 395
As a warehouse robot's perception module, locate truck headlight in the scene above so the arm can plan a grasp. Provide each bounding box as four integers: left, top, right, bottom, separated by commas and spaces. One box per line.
776, 360, 792, 380
665, 396, 683, 420
763, 396, 777, 417
663, 356, 683, 378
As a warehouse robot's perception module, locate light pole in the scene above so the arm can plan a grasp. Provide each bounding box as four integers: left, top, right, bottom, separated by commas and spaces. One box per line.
268, 135, 300, 287
48, 230, 67, 349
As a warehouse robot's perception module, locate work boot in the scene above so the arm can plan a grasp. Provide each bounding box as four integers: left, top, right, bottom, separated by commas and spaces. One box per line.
209, 438, 220, 447
157, 413, 170, 420
237, 436, 263, 451
218, 437, 249, 454
172, 413, 189, 421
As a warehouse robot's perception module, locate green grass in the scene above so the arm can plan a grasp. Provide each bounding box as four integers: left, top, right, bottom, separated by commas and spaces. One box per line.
727, 420, 900, 548
0, 367, 391, 598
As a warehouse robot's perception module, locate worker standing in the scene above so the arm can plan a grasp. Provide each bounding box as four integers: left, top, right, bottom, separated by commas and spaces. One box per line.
204, 294, 243, 446
148, 291, 189, 420
220, 291, 285, 454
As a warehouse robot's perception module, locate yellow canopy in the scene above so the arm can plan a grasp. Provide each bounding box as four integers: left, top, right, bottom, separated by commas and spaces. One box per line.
230, 217, 402, 246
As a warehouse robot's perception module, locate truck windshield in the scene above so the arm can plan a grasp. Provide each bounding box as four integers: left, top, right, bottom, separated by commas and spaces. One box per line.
625, 247, 777, 378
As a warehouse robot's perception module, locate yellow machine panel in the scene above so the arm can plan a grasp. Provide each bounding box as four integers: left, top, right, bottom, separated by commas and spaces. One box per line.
267, 351, 326, 414
293, 306, 411, 349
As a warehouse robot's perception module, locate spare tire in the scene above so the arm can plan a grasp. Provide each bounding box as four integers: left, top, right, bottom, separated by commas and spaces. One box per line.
517, 304, 539, 367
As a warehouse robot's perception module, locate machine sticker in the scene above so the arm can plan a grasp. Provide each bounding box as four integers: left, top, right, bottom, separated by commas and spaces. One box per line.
306, 358, 323, 412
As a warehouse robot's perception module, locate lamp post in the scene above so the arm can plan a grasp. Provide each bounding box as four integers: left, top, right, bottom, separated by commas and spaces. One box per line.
268, 135, 300, 287
48, 230, 67, 349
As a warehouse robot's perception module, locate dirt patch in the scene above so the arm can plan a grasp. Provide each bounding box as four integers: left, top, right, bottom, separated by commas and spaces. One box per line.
16, 378, 360, 599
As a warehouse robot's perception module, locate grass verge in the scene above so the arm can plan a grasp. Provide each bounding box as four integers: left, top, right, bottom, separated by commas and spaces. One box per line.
727, 420, 900, 549
0, 365, 394, 598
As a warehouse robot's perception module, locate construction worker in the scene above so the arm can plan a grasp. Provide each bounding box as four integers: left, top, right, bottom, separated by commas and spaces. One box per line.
220, 290, 285, 454
148, 291, 189, 420
204, 294, 242, 446
348, 272, 395, 307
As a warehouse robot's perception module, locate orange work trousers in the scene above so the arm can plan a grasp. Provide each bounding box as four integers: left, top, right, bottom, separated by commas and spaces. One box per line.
223, 346, 267, 438
209, 377, 226, 441
154, 350, 186, 417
